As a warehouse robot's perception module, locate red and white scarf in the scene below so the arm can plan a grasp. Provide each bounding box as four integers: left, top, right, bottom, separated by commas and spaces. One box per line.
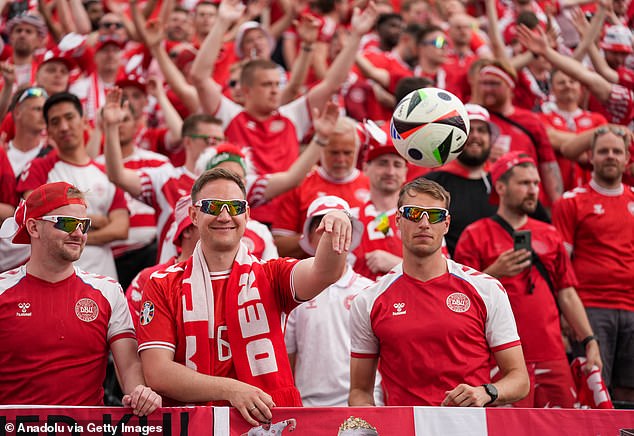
181, 242, 301, 406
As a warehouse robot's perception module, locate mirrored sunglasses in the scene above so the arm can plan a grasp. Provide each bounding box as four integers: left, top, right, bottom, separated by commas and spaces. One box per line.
421, 35, 447, 49
398, 206, 448, 224
17, 87, 48, 105
38, 215, 91, 234
195, 199, 248, 216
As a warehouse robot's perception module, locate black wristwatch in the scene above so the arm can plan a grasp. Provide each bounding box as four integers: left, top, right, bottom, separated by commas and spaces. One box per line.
482, 383, 498, 406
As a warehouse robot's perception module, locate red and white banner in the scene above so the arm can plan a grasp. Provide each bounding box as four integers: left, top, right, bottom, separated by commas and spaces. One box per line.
1, 406, 633, 435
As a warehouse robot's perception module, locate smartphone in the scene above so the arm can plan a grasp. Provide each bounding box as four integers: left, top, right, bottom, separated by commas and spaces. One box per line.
513, 230, 532, 252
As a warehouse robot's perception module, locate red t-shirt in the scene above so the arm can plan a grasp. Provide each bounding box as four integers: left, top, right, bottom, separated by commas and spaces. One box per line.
0, 146, 17, 207
0, 267, 135, 406
350, 260, 521, 406
455, 217, 577, 362
352, 201, 402, 280
215, 95, 312, 224
272, 167, 370, 235
552, 181, 634, 311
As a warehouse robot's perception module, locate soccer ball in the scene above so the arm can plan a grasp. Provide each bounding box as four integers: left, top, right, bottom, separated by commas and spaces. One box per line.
390, 87, 470, 168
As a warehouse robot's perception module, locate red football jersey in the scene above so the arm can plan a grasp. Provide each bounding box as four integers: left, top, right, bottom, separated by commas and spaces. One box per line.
272, 167, 370, 235
552, 181, 634, 311
455, 217, 577, 362
350, 260, 521, 406
352, 201, 402, 280
0, 267, 135, 406
137, 257, 300, 406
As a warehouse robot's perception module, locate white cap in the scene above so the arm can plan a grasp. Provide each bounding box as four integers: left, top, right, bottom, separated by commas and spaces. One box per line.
234, 21, 274, 59
465, 103, 499, 139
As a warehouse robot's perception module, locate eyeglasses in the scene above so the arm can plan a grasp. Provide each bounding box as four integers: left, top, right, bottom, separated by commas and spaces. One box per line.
188, 134, 224, 146
38, 215, 91, 234
17, 87, 48, 105
100, 22, 124, 30
420, 35, 447, 49
195, 199, 248, 216
398, 206, 449, 224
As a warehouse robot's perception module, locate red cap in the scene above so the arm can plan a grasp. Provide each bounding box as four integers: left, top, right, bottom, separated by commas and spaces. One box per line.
172, 195, 193, 247
489, 151, 535, 204
39, 47, 75, 71
115, 54, 147, 93
95, 36, 125, 52
0, 182, 87, 244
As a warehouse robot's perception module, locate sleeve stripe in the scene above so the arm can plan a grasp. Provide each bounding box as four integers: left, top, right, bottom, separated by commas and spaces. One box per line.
138, 341, 176, 353
490, 340, 522, 353
351, 352, 379, 359
108, 331, 136, 344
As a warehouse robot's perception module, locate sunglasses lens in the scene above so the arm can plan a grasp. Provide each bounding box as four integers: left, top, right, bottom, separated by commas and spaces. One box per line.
402, 206, 423, 222
54, 217, 90, 234
200, 200, 246, 216
427, 209, 446, 223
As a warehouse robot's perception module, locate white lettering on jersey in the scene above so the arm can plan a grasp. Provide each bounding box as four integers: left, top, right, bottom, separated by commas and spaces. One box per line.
217, 325, 232, 361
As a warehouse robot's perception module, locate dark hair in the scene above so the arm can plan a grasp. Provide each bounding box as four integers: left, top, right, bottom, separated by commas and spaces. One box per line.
240, 59, 279, 86
376, 13, 403, 29
181, 113, 220, 138
43, 92, 83, 124
191, 168, 246, 201
416, 25, 444, 45
394, 78, 434, 105
398, 177, 451, 208
516, 11, 539, 29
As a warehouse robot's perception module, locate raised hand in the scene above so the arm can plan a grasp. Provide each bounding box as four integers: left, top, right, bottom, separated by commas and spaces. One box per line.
350, 1, 378, 37
516, 24, 549, 57
146, 74, 164, 98
312, 100, 340, 142
101, 87, 127, 127
0, 62, 15, 87
295, 13, 321, 45
218, 0, 247, 24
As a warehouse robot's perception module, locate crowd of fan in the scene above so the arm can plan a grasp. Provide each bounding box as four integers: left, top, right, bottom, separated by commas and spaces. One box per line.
0, 0, 632, 412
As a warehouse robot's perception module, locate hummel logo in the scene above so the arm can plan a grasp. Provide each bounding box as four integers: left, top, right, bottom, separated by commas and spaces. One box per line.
16, 302, 32, 317
392, 302, 406, 316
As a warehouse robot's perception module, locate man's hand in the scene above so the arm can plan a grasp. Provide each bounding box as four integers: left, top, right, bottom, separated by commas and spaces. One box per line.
316, 210, 353, 254
0, 62, 15, 87
484, 248, 531, 278
218, 0, 247, 25
583, 340, 603, 374
312, 100, 339, 142
122, 385, 162, 416
142, 18, 165, 49
365, 250, 401, 274
228, 380, 276, 426
295, 13, 320, 45
442, 384, 491, 407
349, 1, 378, 38
101, 87, 127, 127
516, 24, 549, 57
146, 74, 164, 98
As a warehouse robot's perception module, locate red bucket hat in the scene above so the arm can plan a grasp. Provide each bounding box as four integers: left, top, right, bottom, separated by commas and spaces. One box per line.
0, 182, 87, 244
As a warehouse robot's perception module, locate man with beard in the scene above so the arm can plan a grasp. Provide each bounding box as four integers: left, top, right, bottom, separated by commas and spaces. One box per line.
0, 182, 161, 413
552, 126, 634, 403
5, 13, 47, 89
454, 152, 601, 408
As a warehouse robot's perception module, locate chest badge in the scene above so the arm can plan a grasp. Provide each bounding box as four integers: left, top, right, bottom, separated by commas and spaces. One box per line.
446, 292, 470, 313
75, 298, 99, 322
